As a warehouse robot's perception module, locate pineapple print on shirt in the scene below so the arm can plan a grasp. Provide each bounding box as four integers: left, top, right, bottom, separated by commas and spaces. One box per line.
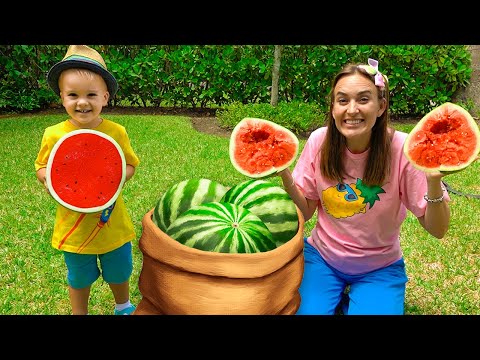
322, 178, 385, 219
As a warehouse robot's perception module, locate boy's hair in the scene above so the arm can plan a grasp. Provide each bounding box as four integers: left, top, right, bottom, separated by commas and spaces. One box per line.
47, 45, 118, 97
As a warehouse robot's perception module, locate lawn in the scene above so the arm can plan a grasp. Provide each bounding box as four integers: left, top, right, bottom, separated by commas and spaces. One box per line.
0, 113, 478, 315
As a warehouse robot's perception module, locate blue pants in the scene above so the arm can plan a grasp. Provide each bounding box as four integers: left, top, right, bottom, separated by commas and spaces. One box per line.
297, 239, 408, 315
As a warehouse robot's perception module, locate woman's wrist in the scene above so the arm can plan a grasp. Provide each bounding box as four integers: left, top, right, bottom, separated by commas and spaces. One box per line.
424, 184, 446, 203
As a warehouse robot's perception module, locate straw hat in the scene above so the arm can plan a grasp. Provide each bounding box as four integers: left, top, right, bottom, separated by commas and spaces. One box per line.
47, 45, 118, 97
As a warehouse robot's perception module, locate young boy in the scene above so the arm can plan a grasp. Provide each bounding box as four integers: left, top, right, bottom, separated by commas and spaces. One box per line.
34, 45, 140, 315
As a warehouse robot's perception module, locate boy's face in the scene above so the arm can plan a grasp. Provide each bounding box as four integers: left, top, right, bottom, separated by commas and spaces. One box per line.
59, 68, 110, 128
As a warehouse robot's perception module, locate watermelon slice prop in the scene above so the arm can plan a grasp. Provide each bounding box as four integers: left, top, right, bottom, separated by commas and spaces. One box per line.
229, 118, 299, 178
46, 129, 126, 213
404, 102, 480, 174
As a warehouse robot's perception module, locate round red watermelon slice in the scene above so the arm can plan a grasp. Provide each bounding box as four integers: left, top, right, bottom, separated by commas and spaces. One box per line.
46, 129, 126, 213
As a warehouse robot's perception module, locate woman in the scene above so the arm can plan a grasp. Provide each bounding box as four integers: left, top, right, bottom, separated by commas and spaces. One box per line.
279, 58, 451, 315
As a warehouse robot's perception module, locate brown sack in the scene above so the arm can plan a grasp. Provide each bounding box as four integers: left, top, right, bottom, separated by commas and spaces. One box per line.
134, 207, 305, 315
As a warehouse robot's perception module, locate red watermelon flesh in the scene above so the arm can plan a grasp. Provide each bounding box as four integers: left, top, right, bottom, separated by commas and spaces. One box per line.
46, 129, 126, 213
404, 102, 480, 173
230, 118, 299, 178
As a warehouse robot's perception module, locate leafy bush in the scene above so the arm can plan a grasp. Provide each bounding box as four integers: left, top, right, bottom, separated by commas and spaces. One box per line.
216, 101, 325, 135
0, 45, 473, 118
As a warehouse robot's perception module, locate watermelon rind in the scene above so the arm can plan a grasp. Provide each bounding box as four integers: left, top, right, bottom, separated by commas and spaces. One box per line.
403, 102, 480, 173
166, 201, 276, 253
229, 117, 299, 178
152, 178, 228, 232
221, 178, 299, 247
46, 129, 126, 213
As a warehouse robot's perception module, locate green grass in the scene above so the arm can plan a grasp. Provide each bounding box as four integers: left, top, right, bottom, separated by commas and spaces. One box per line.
0, 114, 478, 315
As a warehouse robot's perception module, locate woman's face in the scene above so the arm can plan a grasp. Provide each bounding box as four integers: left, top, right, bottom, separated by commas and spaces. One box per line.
331, 73, 386, 153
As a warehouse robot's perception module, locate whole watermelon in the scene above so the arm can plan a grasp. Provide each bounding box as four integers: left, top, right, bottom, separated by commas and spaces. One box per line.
152, 178, 228, 232
166, 202, 276, 253
221, 179, 299, 247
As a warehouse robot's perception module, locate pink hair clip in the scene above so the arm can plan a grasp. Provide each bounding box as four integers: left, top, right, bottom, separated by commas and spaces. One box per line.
358, 58, 385, 89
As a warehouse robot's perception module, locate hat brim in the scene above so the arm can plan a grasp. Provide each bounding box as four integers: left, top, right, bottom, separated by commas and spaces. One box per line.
47, 59, 118, 97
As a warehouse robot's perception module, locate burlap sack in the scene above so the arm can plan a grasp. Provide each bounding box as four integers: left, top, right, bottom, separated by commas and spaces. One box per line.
134, 206, 305, 315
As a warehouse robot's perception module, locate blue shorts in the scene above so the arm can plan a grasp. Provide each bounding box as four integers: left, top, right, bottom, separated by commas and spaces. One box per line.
297, 239, 408, 315
63, 242, 133, 289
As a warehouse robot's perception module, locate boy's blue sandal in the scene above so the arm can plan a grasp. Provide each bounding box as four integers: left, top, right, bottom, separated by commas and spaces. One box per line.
114, 304, 136, 315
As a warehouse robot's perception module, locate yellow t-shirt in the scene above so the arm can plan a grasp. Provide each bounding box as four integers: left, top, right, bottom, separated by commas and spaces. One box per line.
35, 119, 140, 254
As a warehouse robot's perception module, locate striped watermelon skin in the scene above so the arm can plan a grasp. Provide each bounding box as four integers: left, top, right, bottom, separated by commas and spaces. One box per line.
221, 179, 298, 246
166, 202, 276, 253
152, 178, 228, 232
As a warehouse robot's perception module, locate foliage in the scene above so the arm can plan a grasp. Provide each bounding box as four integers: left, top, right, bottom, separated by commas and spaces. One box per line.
0, 45, 473, 118
0, 45, 63, 111
216, 101, 325, 134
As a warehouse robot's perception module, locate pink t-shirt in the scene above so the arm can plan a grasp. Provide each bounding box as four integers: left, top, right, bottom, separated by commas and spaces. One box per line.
292, 127, 450, 275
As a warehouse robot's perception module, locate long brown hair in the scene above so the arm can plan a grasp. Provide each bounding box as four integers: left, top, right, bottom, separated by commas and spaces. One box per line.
319, 63, 393, 186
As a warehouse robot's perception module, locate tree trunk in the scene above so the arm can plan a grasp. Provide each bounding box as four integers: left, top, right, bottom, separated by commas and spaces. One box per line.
454, 45, 480, 117
270, 45, 283, 107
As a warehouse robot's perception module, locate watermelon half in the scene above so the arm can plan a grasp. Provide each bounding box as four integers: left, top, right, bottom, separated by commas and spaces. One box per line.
403, 102, 480, 173
46, 129, 126, 213
229, 118, 299, 178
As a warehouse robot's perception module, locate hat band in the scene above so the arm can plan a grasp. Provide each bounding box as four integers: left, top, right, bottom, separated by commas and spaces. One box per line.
63, 55, 107, 70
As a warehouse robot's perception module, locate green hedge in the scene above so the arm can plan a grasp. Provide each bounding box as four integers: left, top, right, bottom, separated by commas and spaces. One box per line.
0, 45, 472, 118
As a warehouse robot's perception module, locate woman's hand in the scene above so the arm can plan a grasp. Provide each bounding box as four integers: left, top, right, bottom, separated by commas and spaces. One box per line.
424, 171, 446, 181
